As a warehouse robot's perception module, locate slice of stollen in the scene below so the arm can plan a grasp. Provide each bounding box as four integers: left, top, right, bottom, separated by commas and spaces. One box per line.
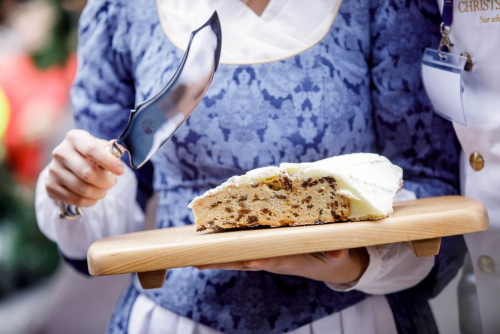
188, 153, 403, 232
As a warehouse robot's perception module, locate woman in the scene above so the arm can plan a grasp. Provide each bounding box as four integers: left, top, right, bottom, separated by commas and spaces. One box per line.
36, 0, 465, 333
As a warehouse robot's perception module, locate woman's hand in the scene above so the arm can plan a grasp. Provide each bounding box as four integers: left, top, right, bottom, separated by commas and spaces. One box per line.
196, 248, 369, 285
45, 129, 125, 207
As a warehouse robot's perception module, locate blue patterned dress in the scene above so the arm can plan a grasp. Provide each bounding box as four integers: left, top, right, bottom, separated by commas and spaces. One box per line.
70, 0, 466, 333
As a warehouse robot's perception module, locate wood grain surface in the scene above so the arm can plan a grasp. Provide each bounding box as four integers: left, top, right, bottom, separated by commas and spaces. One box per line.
88, 196, 488, 277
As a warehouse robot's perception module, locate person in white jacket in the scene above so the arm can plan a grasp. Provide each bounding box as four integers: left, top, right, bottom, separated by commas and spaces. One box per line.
423, 1, 500, 333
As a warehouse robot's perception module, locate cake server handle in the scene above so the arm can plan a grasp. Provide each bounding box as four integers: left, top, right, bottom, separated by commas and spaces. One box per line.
58, 141, 125, 220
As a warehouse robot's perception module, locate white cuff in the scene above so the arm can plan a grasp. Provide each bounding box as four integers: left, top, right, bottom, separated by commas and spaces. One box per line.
35, 165, 145, 259
325, 246, 383, 292
326, 243, 434, 295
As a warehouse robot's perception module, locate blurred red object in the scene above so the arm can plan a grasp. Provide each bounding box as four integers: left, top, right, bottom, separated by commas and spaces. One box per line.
0, 54, 77, 186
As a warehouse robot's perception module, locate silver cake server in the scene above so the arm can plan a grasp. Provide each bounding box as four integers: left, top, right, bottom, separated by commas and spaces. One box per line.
112, 11, 222, 168
61, 12, 222, 219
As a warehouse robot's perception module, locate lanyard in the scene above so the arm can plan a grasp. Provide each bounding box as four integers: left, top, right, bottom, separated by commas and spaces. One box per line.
438, 0, 454, 58
442, 0, 454, 27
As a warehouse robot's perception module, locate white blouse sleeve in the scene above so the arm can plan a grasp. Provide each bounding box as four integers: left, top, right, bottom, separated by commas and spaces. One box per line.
326, 243, 435, 295
326, 188, 435, 295
35, 165, 145, 259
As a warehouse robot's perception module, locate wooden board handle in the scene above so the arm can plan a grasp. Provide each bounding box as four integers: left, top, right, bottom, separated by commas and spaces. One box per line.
137, 270, 167, 289
410, 237, 442, 257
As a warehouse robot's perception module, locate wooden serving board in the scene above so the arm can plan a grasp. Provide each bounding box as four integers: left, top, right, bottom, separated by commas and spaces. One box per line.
88, 196, 488, 289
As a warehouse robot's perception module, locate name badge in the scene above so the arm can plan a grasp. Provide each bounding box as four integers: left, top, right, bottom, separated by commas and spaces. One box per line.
421, 48, 468, 125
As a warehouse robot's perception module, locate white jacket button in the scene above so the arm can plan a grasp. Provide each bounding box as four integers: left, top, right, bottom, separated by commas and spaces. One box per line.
469, 152, 484, 171
478, 255, 495, 274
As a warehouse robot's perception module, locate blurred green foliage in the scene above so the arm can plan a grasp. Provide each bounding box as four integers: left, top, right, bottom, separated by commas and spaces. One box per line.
0, 164, 60, 299
31, 0, 78, 69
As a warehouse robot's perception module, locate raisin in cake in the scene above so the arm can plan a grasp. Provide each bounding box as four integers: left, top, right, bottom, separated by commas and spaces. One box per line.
188, 153, 403, 232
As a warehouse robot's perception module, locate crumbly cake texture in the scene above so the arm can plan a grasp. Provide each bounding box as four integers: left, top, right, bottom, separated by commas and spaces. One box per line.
188, 153, 403, 232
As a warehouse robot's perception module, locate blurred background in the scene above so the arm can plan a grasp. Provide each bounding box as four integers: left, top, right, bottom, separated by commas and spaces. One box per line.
0, 1, 463, 333
0, 1, 130, 333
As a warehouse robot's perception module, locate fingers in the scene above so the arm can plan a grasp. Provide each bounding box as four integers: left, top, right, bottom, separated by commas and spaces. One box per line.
53, 149, 117, 190
195, 249, 363, 284
66, 130, 124, 175
196, 261, 258, 271
245, 251, 347, 270
323, 249, 347, 261
45, 129, 123, 207
244, 256, 289, 269
49, 160, 108, 199
196, 255, 302, 273
46, 182, 98, 207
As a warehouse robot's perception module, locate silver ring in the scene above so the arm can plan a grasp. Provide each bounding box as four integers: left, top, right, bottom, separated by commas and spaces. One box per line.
110, 141, 123, 158
58, 201, 83, 220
